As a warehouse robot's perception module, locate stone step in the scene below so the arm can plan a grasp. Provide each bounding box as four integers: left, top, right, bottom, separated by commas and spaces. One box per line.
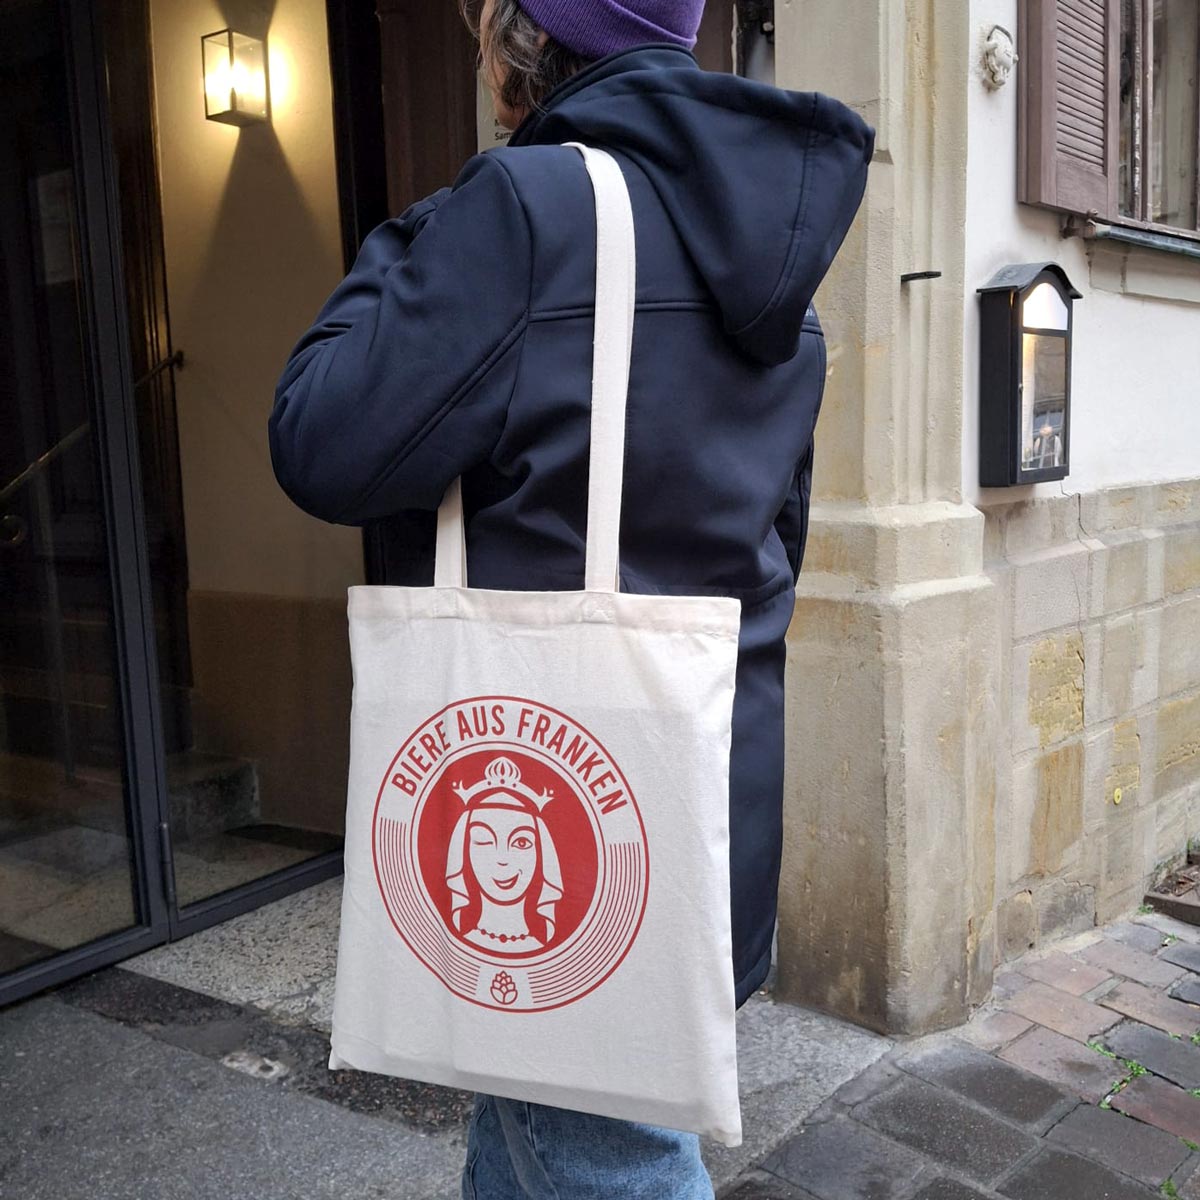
0, 750, 260, 844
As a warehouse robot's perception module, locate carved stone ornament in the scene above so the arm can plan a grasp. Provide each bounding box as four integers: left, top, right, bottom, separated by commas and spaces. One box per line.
983, 24, 1017, 89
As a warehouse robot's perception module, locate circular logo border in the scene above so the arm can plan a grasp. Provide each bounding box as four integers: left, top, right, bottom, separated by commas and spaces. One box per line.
370, 695, 650, 1013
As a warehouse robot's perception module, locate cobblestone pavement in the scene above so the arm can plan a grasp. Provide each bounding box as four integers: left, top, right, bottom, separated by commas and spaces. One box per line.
726, 911, 1200, 1200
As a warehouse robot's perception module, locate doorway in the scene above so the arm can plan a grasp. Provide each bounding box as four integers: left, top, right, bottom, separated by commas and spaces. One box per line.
0, 0, 351, 1008
0, 0, 763, 1008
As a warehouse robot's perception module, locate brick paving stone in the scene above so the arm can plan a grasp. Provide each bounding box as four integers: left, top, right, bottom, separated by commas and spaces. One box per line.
998, 1026, 1123, 1101
831, 1057, 906, 1108
1020, 953, 1112, 997
1163, 941, 1200, 974
898, 1039, 1075, 1130
1079, 939, 1186, 988
760, 1115, 927, 1200
1101, 981, 1200, 1037
1181, 1163, 1200, 1199
962, 1011, 1035, 1052
1110, 922, 1174, 954
1003, 980, 1122, 1042
1104, 1019, 1200, 1089
997, 1146, 1158, 1199
1109, 1074, 1200, 1141
1175, 977, 1200, 1005
725, 1171, 819, 1200
853, 1075, 1037, 1186
1137, 914, 1200, 945
994, 972, 1031, 1000
1044, 1101, 1190, 1186
1170, 1155, 1200, 1192
911, 1182, 997, 1200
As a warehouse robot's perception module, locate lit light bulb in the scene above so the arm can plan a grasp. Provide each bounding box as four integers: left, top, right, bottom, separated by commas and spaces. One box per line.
202, 30, 269, 126
1021, 282, 1068, 332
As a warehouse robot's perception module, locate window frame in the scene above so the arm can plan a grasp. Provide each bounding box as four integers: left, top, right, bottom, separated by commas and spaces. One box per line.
1018, 0, 1200, 244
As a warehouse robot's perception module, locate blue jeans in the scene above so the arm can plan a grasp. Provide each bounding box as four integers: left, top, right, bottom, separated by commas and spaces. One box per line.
460, 1094, 715, 1199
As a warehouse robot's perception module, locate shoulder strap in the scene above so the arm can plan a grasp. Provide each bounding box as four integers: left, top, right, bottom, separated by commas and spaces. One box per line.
433, 145, 636, 594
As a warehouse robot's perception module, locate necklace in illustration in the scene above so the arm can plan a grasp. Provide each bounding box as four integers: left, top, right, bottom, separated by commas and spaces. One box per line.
475, 927, 532, 944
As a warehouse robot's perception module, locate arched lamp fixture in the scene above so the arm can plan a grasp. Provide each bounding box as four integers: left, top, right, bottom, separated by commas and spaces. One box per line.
978, 263, 1080, 487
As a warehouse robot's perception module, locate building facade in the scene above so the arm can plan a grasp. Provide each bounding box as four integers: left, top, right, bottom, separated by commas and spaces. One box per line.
775, 0, 1200, 1033
2, 0, 1197, 1037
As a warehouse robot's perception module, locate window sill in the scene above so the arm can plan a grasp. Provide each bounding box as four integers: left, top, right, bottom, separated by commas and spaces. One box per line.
1081, 220, 1200, 258
1069, 219, 1200, 305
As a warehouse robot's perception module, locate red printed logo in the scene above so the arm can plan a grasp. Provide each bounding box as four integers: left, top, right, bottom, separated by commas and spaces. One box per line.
371, 696, 649, 1012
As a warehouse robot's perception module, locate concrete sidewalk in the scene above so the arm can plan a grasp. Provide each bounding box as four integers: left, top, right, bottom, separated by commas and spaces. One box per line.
0, 877, 888, 1199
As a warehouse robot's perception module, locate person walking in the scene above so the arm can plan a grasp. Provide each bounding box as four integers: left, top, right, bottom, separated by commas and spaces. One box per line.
269, 1, 873, 1195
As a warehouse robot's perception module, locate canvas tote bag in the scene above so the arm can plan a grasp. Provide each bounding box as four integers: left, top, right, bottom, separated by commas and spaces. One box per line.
328, 144, 743, 1146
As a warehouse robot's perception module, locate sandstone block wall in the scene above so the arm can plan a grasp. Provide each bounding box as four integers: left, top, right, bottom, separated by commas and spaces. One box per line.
988, 478, 1200, 960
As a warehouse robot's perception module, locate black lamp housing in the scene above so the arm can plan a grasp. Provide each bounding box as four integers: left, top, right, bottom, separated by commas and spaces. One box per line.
978, 263, 1080, 487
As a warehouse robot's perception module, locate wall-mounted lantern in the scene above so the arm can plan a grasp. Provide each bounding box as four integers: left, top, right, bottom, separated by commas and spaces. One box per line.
202, 29, 269, 126
978, 263, 1080, 487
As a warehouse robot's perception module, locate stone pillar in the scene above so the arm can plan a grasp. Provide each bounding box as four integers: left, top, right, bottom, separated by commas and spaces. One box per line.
773, 0, 998, 1033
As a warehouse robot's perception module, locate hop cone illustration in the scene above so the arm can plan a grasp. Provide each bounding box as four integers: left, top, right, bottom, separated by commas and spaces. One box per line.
490, 970, 518, 1006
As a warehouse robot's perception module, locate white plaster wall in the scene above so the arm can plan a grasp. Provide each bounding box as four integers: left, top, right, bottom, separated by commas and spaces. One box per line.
149, 0, 363, 599
965, 1, 1200, 507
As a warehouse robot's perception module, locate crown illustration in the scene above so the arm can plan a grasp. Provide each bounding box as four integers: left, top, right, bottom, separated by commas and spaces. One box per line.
453, 756, 554, 811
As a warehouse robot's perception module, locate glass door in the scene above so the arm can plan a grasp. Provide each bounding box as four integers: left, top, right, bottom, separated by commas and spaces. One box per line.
0, 0, 169, 1004
133, 0, 352, 924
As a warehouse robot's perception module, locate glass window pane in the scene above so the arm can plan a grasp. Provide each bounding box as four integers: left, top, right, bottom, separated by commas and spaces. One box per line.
1120, 0, 1140, 217
1, 0, 141, 975
1152, 0, 1200, 229
1022, 282, 1070, 332
1021, 334, 1068, 471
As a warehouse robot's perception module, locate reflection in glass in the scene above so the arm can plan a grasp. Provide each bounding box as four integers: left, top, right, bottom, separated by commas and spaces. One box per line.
1021, 334, 1067, 470
1, 0, 139, 976
1119, 0, 1138, 218
1152, 0, 1199, 229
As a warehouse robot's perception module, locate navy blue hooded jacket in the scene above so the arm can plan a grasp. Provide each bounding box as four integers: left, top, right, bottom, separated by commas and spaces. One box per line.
270, 45, 873, 1007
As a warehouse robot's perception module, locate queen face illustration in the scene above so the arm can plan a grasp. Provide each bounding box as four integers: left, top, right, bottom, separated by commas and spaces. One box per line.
468, 810, 538, 904
445, 756, 564, 953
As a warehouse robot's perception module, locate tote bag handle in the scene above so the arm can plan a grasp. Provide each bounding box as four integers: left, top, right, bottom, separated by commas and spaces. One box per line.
433, 144, 636, 594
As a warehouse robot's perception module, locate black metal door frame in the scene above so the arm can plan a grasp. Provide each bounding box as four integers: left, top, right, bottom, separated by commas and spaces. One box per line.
1, 0, 343, 1009
0, 0, 170, 1009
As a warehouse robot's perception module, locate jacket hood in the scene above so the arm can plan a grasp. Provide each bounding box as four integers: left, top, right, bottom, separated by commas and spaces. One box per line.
509, 46, 875, 365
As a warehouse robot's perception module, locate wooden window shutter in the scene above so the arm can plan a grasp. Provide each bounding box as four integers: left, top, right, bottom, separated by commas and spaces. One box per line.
1018, 0, 1120, 218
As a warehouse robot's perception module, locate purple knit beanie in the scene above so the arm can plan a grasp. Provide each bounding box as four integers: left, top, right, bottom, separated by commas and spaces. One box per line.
517, 0, 705, 60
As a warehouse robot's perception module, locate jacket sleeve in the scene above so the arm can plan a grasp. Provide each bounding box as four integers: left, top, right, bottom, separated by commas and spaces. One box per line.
268, 154, 532, 525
